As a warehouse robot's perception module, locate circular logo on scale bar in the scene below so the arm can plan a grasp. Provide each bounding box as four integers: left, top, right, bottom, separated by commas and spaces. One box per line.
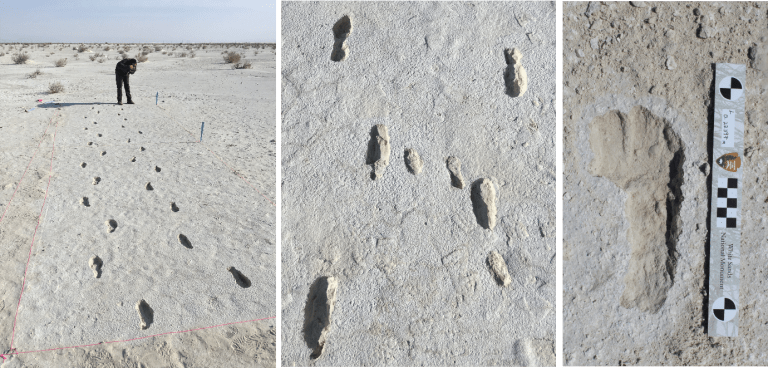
713, 297, 737, 322
719, 76, 743, 101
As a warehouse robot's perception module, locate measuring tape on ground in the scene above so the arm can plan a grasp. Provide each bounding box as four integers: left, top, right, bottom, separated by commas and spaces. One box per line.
708, 63, 745, 337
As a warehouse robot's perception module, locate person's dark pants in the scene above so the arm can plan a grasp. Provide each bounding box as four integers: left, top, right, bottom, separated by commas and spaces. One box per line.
116, 73, 131, 102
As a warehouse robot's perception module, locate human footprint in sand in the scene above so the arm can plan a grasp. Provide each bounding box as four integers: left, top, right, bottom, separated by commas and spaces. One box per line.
115, 58, 137, 105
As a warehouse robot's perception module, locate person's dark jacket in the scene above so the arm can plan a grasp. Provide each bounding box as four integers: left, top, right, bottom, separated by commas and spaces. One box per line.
115, 58, 137, 75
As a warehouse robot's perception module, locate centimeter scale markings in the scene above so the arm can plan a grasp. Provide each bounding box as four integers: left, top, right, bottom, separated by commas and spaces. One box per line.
709, 63, 745, 337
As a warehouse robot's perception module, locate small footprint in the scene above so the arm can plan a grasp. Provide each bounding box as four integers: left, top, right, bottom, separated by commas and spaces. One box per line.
487, 251, 511, 287
331, 16, 352, 62
131, 157, 136, 162
146, 182, 153, 190
140, 147, 145, 151
155, 166, 161, 172
98, 134, 102, 137
178, 234, 193, 249
135, 299, 154, 330
106, 219, 117, 233
92, 177, 101, 185
304, 276, 339, 360
84, 127, 88, 130
80, 162, 86, 168
170, 202, 179, 212
404, 148, 423, 175
366, 125, 390, 180
138, 131, 143, 134
93, 122, 97, 125
446, 156, 465, 189
88, 142, 93, 146
471, 178, 498, 229
227, 267, 252, 288
127, 138, 131, 143
503, 48, 528, 97
89, 256, 103, 278
101, 151, 106, 156
81, 197, 90, 207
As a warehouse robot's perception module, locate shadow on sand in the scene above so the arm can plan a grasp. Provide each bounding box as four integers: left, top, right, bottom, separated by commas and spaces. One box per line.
35, 102, 116, 108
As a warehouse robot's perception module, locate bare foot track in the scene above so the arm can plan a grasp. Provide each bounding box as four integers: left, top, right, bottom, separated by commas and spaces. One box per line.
589, 106, 683, 314
331, 15, 352, 62
135, 299, 154, 330
178, 234, 193, 249
446, 156, 466, 189
303, 276, 338, 360
366, 124, 390, 180
227, 267, 252, 288
89, 256, 103, 278
403, 148, 423, 175
106, 219, 118, 233
504, 48, 528, 97
487, 250, 512, 287
471, 178, 498, 230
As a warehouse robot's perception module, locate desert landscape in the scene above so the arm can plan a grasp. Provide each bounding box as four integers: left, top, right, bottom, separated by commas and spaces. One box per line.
281, 2, 555, 366
0, 42, 276, 367
564, 1, 768, 365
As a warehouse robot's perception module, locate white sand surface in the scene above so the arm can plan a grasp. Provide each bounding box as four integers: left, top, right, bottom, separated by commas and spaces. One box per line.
0, 43, 276, 367
281, 2, 555, 366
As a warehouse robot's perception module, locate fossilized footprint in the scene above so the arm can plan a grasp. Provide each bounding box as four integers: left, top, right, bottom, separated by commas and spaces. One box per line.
589, 105, 684, 313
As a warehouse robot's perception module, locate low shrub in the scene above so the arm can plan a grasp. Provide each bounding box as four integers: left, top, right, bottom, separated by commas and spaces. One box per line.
232, 61, 252, 69
27, 69, 42, 79
48, 81, 64, 93
12, 52, 30, 64
223, 51, 241, 63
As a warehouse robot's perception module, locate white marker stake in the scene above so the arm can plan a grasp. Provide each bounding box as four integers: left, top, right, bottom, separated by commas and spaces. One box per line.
708, 63, 745, 337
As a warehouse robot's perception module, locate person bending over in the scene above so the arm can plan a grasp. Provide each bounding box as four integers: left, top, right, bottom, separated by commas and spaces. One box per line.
115, 58, 137, 105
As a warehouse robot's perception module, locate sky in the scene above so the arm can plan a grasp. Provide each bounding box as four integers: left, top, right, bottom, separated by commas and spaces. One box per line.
0, 0, 275, 43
